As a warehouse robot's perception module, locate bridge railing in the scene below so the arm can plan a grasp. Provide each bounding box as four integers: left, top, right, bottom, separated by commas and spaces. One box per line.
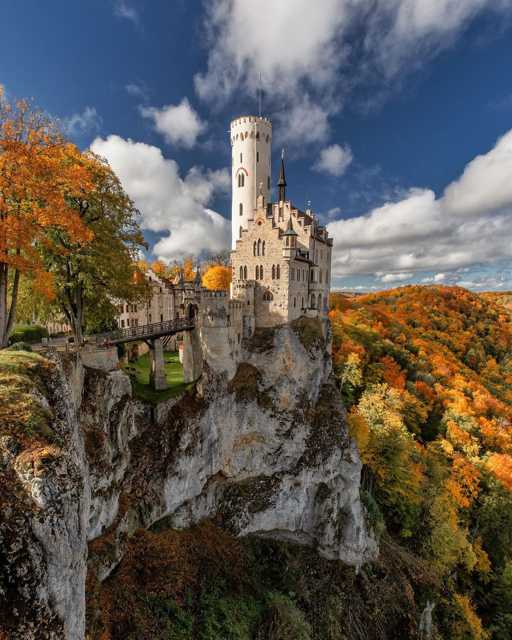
88, 317, 195, 345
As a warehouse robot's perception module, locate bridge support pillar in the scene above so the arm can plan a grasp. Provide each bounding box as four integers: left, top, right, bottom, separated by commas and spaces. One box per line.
149, 338, 167, 391
182, 328, 203, 383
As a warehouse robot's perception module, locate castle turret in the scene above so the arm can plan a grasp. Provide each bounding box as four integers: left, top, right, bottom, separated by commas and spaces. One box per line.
230, 115, 272, 249
282, 215, 297, 260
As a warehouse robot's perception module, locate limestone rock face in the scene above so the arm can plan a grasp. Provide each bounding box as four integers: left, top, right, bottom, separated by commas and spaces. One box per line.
1, 321, 377, 639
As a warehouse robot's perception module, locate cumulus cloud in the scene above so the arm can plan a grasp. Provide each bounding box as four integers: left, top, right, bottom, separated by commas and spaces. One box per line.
314, 144, 353, 177
195, 0, 512, 147
327, 128, 512, 277
140, 98, 205, 148
90, 135, 230, 259
63, 106, 102, 137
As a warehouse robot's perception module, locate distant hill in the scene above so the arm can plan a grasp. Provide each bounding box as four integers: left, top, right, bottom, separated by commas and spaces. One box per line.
330, 285, 512, 638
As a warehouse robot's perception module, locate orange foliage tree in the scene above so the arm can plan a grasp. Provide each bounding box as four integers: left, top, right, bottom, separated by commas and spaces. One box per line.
0, 92, 93, 346
202, 264, 232, 291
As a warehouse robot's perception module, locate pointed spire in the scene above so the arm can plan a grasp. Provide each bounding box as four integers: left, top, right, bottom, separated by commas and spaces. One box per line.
278, 148, 287, 202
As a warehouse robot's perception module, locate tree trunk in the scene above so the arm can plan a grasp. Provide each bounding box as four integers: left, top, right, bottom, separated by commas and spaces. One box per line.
0, 263, 8, 348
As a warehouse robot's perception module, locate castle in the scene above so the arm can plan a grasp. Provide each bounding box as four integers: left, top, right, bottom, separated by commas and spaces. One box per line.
115, 115, 333, 383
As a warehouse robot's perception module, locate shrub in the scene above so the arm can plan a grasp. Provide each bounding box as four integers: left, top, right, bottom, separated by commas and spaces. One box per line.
5, 341, 33, 352
8, 324, 48, 345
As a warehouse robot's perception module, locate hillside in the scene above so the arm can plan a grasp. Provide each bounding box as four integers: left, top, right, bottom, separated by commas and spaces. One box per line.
330, 285, 512, 639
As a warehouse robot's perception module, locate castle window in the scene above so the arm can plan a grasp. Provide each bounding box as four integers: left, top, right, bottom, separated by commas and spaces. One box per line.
239, 203, 243, 216
257, 239, 261, 256
256, 151, 259, 162
240, 153, 242, 162
272, 264, 275, 280
121, 319, 125, 328
263, 291, 273, 301
256, 132, 260, 140
260, 265, 264, 279
240, 266, 243, 280
161, 314, 164, 323
311, 294, 316, 309
293, 297, 296, 308
255, 265, 259, 280
262, 241, 265, 256
244, 266, 247, 280
291, 268, 294, 281
253, 241, 257, 256
286, 236, 289, 247
319, 270, 323, 284
267, 176, 270, 189
240, 226, 243, 238
301, 297, 304, 309
149, 314, 152, 322
238, 173, 245, 187
276, 264, 280, 279
317, 294, 322, 310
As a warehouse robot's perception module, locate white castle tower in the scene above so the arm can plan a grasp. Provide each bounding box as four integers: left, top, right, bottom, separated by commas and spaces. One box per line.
230, 116, 272, 248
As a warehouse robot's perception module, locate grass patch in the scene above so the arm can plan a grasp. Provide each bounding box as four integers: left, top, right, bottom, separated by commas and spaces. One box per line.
0, 349, 55, 444
121, 351, 190, 405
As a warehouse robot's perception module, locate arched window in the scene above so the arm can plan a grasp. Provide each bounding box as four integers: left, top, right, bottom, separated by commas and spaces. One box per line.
240, 266, 243, 280
244, 266, 247, 280
239, 226, 243, 238
263, 291, 273, 301
276, 264, 280, 279
253, 241, 257, 256
239, 203, 243, 216
286, 236, 289, 247
262, 241, 265, 256
257, 239, 261, 256
319, 270, 323, 284
311, 294, 316, 308
256, 151, 259, 162
256, 132, 260, 140
260, 265, 264, 279
302, 297, 304, 309
267, 176, 270, 189
255, 265, 259, 280
272, 264, 275, 280
293, 297, 296, 308
317, 293, 322, 310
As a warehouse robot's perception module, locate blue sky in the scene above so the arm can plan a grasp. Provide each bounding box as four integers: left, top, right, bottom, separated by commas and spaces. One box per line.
3, 0, 512, 291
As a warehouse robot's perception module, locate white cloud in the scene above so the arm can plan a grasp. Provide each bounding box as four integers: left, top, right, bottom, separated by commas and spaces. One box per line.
90, 135, 230, 259
140, 98, 205, 148
313, 144, 353, 177
63, 106, 102, 137
195, 0, 512, 147
379, 272, 413, 283
421, 273, 449, 283
125, 82, 148, 101
114, 0, 139, 25
327, 128, 512, 277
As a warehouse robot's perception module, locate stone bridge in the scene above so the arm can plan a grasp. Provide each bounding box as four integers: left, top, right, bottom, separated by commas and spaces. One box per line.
87, 317, 198, 391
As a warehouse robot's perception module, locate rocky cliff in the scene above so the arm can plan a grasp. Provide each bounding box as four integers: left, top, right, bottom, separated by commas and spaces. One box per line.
0, 319, 376, 639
